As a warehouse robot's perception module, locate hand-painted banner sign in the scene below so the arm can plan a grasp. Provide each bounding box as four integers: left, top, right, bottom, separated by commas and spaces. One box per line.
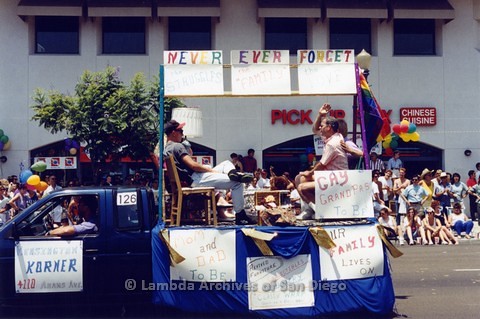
164, 51, 224, 96
246, 254, 314, 310
314, 170, 374, 219
163, 50, 358, 96
297, 49, 357, 95
319, 225, 384, 280
15, 240, 83, 293
169, 229, 236, 282
231, 50, 291, 95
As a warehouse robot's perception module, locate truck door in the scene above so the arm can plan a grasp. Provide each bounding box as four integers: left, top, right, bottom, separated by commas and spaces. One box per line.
0, 192, 106, 307
102, 188, 152, 304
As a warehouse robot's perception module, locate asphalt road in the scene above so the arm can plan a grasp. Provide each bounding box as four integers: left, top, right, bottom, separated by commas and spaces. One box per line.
390, 238, 480, 319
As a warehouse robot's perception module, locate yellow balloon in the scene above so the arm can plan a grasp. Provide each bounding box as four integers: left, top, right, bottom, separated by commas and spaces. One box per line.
3, 140, 11, 150
35, 181, 48, 192
382, 140, 391, 149
411, 132, 420, 142
400, 119, 410, 126
401, 132, 412, 142
27, 174, 40, 186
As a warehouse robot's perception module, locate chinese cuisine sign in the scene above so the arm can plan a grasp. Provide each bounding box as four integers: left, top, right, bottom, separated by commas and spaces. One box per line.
314, 170, 374, 219
169, 229, 236, 282
246, 254, 314, 310
319, 225, 384, 280
15, 241, 83, 293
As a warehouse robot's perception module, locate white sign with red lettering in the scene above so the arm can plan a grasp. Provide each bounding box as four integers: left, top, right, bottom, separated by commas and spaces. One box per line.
169, 229, 236, 282
319, 225, 384, 280
314, 170, 373, 219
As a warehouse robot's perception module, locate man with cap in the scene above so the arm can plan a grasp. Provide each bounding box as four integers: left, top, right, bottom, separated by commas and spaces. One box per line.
434, 171, 453, 215
163, 120, 254, 225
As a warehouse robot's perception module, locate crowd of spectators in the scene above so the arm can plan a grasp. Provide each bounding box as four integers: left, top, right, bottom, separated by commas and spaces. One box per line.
372, 161, 478, 246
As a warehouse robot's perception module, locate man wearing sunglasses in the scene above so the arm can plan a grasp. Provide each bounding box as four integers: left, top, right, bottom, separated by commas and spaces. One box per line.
400, 174, 428, 217
163, 119, 254, 225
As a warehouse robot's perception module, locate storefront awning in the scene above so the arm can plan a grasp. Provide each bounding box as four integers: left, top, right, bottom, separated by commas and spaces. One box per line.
257, 0, 321, 18
17, 0, 83, 17
325, 0, 388, 19
87, 0, 153, 17
391, 0, 454, 20
158, 0, 220, 17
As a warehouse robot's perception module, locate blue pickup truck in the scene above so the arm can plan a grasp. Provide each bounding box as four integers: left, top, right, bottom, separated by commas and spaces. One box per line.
0, 187, 157, 315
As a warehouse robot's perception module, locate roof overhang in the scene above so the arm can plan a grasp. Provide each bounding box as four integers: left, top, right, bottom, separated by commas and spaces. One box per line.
158, 0, 220, 17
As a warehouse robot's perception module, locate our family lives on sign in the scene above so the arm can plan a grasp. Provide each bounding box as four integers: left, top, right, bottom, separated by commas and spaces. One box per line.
320, 225, 384, 281
15, 241, 83, 293
314, 170, 374, 219
169, 229, 236, 282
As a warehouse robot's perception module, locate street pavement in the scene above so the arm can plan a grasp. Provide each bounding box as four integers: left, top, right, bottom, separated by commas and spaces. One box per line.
390, 231, 480, 319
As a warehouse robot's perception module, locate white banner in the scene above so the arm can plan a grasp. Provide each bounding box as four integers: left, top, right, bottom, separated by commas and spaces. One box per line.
297, 49, 356, 95
15, 241, 83, 293
164, 50, 224, 96
34, 157, 77, 169
247, 254, 314, 310
313, 135, 324, 156
169, 229, 236, 282
319, 225, 384, 280
231, 49, 291, 95
314, 170, 374, 219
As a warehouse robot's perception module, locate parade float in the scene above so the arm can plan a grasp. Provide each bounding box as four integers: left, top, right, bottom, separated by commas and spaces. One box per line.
151, 49, 401, 317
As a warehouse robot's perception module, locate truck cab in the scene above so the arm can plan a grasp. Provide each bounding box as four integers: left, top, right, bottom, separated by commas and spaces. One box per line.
0, 187, 157, 312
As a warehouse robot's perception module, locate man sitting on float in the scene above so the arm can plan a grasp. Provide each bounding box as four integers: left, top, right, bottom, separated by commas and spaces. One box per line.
295, 103, 348, 220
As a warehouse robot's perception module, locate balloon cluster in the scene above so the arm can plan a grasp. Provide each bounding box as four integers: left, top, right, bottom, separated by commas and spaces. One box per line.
0, 129, 11, 151
19, 161, 48, 192
64, 138, 80, 155
381, 119, 420, 156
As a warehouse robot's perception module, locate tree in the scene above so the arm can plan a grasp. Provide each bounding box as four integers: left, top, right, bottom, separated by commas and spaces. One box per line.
31, 66, 184, 180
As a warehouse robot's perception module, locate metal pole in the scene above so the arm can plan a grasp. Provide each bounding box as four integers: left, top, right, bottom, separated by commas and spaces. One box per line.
158, 65, 165, 224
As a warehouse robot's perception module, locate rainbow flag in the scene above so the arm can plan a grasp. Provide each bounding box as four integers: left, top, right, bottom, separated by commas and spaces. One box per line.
359, 73, 390, 152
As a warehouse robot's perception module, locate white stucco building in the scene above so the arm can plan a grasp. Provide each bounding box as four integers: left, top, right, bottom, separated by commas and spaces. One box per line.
1, 0, 480, 182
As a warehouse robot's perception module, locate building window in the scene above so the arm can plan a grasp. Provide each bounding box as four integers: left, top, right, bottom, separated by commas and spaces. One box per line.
330, 18, 371, 55
394, 19, 436, 55
168, 17, 212, 50
35, 16, 79, 54
102, 17, 146, 54
265, 18, 307, 54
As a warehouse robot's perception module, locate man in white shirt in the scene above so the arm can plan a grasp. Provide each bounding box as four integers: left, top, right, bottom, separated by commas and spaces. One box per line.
43, 175, 63, 224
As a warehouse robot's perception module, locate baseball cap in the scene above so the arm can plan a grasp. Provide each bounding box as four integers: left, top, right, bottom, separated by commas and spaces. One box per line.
164, 120, 186, 135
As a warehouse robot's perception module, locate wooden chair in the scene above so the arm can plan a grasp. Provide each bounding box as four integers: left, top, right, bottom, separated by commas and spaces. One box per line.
165, 155, 217, 226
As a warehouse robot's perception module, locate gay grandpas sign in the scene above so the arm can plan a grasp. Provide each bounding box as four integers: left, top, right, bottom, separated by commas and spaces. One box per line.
314, 170, 373, 219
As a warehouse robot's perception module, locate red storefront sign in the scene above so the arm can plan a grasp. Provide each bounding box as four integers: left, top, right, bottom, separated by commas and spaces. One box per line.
271, 109, 346, 125
399, 107, 436, 126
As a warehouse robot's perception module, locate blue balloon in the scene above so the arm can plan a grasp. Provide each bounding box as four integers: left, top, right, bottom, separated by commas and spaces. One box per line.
20, 169, 33, 184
